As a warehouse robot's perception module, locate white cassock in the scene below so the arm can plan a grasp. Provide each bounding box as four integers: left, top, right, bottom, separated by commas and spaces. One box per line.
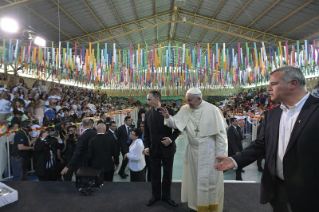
164, 100, 228, 212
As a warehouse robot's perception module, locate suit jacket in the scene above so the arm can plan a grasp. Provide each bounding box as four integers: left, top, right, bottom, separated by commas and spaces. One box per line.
116, 125, 131, 153
87, 134, 119, 172
137, 119, 143, 128
232, 95, 319, 211
144, 107, 180, 158
236, 126, 244, 141
227, 126, 242, 156
67, 128, 97, 169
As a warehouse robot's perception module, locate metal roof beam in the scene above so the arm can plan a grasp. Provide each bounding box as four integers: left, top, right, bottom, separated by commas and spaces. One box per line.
155, 0, 158, 41
0, 0, 40, 9
226, 0, 280, 47
133, 0, 146, 45
177, 10, 295, 44
282, 14, 319, 36
245, 0, 312, 46
109, 0, 135, 48
265, 0, 312, 32
246, 0, 280, 28
82, 0, 119, 48
210, 0, 251, 45
183, 0, 202, 43
195, 0, 226, 44
65, 10, 172, 43
51, 0, 98, 42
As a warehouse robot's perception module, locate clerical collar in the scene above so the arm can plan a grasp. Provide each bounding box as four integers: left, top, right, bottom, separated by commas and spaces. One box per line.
154, 106, 161, 111
97, 133, 104, 135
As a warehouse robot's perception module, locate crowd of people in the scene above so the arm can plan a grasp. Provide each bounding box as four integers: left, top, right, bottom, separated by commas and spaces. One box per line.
1, 65, 318, 211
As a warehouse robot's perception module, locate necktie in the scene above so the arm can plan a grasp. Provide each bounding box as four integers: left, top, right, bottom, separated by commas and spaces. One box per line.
127, 127, 131, 144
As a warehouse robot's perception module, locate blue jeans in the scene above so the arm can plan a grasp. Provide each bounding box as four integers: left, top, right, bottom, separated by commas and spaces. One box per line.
10, 157, 29, 181
245, 122, 252, 135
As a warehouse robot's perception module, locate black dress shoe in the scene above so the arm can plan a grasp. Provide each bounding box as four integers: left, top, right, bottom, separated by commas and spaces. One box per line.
162, 198, 178, 207
124, 173, 129, 177
236, 178, 243, 181
146, 197, 160, 206
119, 173, 127, 178
241, 169, 245, 173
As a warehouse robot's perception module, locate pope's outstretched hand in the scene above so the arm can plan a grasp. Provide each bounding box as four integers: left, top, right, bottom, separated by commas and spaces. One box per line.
159, 107, 170, 119
214, 156, 235, 171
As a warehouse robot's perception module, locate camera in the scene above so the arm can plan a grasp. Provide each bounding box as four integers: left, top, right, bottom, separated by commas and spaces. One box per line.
69, 133, 75, 139
55, 123, 64, 132
44, 135, 57, 149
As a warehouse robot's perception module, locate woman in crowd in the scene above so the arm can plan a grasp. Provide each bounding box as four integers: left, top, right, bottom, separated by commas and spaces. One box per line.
124, 128, 146, 182
0, 92, 11, 120
34, 100, 44, 126
10, 99, 25, 115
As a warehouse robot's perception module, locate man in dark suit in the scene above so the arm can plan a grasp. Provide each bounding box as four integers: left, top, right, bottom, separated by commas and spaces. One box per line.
144, 91, 181, 207
215, 66, 319, 212
137, 113, 145, 129
227, 118, 243, 180
87, 123, 119, 182
61, 118, 97, 177
116, 116, 132, 178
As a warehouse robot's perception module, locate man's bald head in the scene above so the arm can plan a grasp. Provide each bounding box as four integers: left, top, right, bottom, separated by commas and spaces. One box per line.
97, 123, 106, 133
82, 118, 91, 128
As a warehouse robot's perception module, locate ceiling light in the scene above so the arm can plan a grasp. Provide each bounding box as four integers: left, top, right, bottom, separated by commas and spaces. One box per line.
34, 36, 46, 47
0, 17, 18, 33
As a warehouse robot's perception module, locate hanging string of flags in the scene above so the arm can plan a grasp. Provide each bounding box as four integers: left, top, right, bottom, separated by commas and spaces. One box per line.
1, 39, 318, 95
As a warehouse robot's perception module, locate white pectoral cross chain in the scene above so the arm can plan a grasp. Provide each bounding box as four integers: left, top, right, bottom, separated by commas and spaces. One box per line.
194, 110, 204, 137
195, 126, 200, 137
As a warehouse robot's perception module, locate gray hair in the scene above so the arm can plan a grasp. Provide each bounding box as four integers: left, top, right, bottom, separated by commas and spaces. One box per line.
238, 120, 245, 125
270, 66, 306, 90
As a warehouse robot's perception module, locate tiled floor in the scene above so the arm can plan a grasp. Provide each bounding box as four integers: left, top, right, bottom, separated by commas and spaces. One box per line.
3, 131, 264, 182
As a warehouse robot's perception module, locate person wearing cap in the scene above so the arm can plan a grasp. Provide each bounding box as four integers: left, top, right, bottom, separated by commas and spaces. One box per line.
10, 120, 36, 181
160, 87, 227, 212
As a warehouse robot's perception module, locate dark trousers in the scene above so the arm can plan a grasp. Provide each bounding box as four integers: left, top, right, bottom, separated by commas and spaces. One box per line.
104, 170, 114, 182
130, 168, 146, 182
11, 157, 30, 181
63, 166, 78, 181
235, 168, 243, 180
38, 169, 58, 181
119, 144, 129, 175
270, 177, 292, 212
145, 155, 151, 182
150, 151, 174, 199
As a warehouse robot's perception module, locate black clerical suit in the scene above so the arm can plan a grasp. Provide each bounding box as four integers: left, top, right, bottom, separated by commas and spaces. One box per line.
87, 134, 119, 181
227, 125, 243, 180
144, 107, 180, 200
65, 128, 96, 180
232, 95, 319, 211
116, 124, 131, 176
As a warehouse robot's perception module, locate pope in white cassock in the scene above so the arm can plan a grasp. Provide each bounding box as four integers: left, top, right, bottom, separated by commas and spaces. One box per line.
159, 87, 228, 212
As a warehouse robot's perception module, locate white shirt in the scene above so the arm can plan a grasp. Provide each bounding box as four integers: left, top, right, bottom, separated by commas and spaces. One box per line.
0, 99, 11, 114
127, 138, 146, 172
232, 92, 310, 179
40, 85, 48, 93
276, 92, 310, 180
